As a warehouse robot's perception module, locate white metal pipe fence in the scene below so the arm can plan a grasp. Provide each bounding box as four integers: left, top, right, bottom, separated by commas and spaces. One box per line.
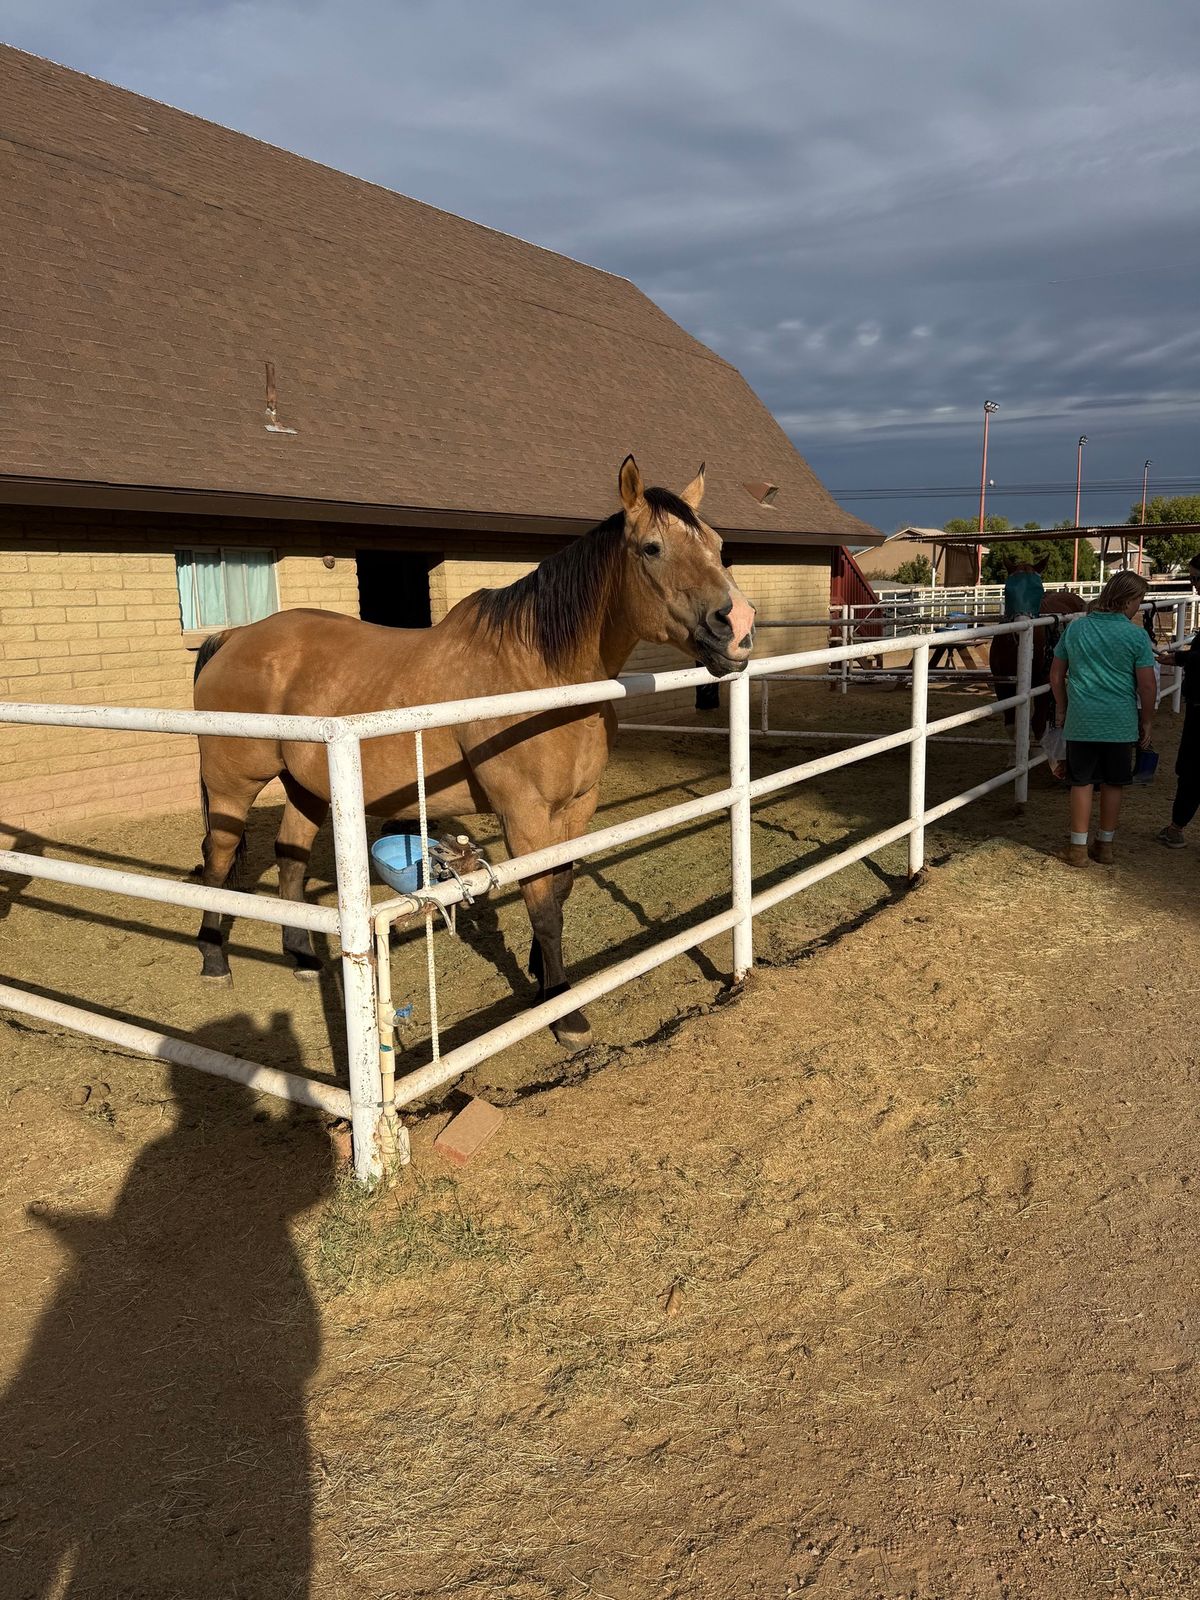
0, 604, 1184, 1181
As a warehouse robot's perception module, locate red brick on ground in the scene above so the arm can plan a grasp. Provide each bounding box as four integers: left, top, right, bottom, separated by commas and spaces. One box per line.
433, 1097, 504, 1166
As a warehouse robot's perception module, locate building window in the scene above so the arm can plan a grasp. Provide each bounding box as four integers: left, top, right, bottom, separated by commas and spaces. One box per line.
175, 548, 278, 630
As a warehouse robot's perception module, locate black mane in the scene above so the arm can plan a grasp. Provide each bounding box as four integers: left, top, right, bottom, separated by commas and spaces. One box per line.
472, 490, 701, 667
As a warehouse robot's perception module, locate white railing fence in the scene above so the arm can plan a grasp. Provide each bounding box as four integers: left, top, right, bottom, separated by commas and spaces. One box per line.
0, 604, 1186, 1180
737, 594, 1198, 704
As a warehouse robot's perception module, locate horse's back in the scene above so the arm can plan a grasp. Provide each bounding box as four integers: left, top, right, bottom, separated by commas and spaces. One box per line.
1042, 590, 1087, 617
192, 608, 436, 718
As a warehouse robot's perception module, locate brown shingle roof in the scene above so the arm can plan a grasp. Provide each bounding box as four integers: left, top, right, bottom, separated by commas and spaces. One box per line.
0, 45, 879, 544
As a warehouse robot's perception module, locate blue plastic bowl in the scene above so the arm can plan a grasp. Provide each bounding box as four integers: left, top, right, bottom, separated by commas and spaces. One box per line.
370, 833, 439, 894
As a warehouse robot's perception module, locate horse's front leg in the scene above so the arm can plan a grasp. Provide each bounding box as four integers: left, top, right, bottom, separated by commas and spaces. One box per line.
506, 791, 598, 1050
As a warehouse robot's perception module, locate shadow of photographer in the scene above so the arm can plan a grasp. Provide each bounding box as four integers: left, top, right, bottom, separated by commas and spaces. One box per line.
0, 1011, 332, 1599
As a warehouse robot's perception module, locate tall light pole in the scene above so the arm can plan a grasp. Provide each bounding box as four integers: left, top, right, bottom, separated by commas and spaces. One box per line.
1139, 458, 1151, 575
978, 400, 998, 582
1072, 434, 1088, 582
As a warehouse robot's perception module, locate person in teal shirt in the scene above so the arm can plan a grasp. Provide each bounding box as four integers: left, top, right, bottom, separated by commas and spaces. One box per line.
1049, 572, 1156, 867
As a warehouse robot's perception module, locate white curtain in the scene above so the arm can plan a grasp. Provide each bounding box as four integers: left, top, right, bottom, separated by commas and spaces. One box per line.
176, 549, 277, 628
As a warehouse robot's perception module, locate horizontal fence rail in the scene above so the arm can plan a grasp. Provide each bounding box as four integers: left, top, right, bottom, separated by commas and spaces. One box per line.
0, 598, 1189, 1181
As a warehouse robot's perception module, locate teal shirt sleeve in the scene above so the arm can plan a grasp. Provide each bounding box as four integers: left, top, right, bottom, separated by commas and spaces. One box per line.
1132, 627, 1155, 668
1053, 630, 1071, 661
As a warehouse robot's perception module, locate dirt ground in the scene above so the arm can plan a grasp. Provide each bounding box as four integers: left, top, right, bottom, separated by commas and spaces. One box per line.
0, 677, 1197, 1598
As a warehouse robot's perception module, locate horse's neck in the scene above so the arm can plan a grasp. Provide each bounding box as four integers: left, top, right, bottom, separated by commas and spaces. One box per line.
595, 565, 649, 679
552, 565, 642, 682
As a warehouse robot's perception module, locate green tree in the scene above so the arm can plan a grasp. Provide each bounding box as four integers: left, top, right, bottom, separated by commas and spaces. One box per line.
893, 555, 932, 585
1127, 495, 1200, 573
980, 538, 1097, 584
943, 515, 1012, 537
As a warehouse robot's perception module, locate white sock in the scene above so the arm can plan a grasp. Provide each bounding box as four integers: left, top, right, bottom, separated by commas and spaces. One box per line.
1097, 829, 1115, 843
1070, 831, 1088, 846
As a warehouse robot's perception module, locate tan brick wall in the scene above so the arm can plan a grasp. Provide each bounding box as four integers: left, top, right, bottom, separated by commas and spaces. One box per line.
0, 513, 835, 834
0, 510, 363, 837
276, 550, 361, 615
431, 550, 541, 622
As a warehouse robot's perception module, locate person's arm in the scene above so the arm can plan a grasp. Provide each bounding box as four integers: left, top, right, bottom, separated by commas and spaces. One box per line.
1049, 656, 1068, 726
1136, 666, 1157, 747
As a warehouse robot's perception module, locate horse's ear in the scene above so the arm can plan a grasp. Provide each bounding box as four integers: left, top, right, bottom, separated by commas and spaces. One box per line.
619, 455, 645, 514
1033, 555, 1051, 574
680, 463, 706, 511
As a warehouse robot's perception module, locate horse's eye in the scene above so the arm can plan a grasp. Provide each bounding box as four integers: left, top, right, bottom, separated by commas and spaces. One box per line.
641, 542, 662, 559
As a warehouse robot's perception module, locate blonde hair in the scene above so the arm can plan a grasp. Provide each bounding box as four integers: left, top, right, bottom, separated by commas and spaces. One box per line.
1094, 572, 1149, 613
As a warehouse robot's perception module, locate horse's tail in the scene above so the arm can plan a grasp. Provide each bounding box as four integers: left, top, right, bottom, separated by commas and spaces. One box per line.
193, 630, 247, 884
193, 629, 228, 687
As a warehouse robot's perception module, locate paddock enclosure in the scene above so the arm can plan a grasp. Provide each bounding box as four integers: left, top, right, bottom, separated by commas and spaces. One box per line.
1, 691, 1197, 1598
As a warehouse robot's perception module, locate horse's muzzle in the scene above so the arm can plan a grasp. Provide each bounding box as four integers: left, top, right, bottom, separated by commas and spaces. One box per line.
695, 595, 756, 675
694, 631, 753, 677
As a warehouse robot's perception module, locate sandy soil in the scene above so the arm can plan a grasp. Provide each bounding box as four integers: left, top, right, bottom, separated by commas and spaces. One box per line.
0, 679, 1196, 1598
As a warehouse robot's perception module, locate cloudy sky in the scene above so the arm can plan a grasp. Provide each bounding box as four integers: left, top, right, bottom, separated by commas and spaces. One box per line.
5, 0, 1200, 532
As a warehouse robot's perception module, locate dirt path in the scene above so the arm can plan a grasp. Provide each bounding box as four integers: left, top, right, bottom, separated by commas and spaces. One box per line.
0, 695, 1197, 1597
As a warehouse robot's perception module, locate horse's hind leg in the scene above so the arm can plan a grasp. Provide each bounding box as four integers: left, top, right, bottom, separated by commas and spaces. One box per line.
275, 778, 329, 980
197, 788, 258, 985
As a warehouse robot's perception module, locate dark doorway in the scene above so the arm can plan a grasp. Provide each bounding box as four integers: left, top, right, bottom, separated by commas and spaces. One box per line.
356, 550, 439, 628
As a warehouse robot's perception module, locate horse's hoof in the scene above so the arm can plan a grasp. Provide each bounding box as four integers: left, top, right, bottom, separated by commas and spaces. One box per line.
292, 965, 322, 983
200, 971, 233, 988
552, 1017, 593, 1050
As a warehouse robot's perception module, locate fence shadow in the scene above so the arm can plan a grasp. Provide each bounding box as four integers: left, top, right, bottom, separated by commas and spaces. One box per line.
0, 1015, 330, 1599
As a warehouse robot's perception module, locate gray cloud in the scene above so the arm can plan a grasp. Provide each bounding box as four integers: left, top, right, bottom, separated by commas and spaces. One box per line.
4, 0, 1199, 529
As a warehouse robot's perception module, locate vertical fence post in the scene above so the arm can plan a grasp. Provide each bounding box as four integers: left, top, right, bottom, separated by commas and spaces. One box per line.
326, 728, 385, 1184
760, 677, 770, 735
840, 604, 851, 695
1014, 620, 1034, 805
908, 642, 930, 878
1173, 601, 1188, 713
728, 670, 754, 982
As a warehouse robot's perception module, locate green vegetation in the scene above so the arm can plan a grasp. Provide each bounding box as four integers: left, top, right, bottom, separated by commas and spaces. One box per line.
1128, 495, 1200, 573
892, 555, 932, 585
942, 516, 1098, 583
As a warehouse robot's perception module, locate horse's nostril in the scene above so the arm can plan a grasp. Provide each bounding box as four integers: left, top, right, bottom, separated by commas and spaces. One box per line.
738, 632, 753, 650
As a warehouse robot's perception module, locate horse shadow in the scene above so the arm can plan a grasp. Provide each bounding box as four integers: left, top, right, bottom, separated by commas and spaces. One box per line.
0, 1013, 330, 1600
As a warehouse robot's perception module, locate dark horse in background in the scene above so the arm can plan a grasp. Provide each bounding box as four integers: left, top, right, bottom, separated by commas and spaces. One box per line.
989, 554, 1086, 741
191, 457, 756, 1049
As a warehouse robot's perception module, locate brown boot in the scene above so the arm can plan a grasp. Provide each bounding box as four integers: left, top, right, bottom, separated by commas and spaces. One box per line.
1088, 838, 1114, 865
1060, 841, 1089, 869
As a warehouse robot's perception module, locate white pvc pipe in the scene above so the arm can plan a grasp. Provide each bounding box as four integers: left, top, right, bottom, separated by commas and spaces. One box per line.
908, 644, 929, 878
374, 781, 743, 926
748, 817, 916, 919
1014, 622, 1034, 805
840, 605, 851, 695
728, 672, 753, 980
326, 734, 385, 1183
0, 848, 340, 932
392, 899, 747, 1108
923, 757, 1045, 825
1173, 602, 1188, 714
748, 725, 919, 802
0, 982, 352, 1117
0, 700, 329, 741
619, 722, 1009, 747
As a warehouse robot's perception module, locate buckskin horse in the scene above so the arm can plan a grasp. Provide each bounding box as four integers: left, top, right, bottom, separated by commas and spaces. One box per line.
191, 457, 756, 1048
989, 555, 1086, 740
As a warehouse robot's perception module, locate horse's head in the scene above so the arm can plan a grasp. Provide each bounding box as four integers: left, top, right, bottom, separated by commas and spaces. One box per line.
1002, 553, 1049, 619
617, 455, 756, 677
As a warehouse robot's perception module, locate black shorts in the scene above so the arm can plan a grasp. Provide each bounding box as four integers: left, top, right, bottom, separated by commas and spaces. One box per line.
1066, 740, 1136, 788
